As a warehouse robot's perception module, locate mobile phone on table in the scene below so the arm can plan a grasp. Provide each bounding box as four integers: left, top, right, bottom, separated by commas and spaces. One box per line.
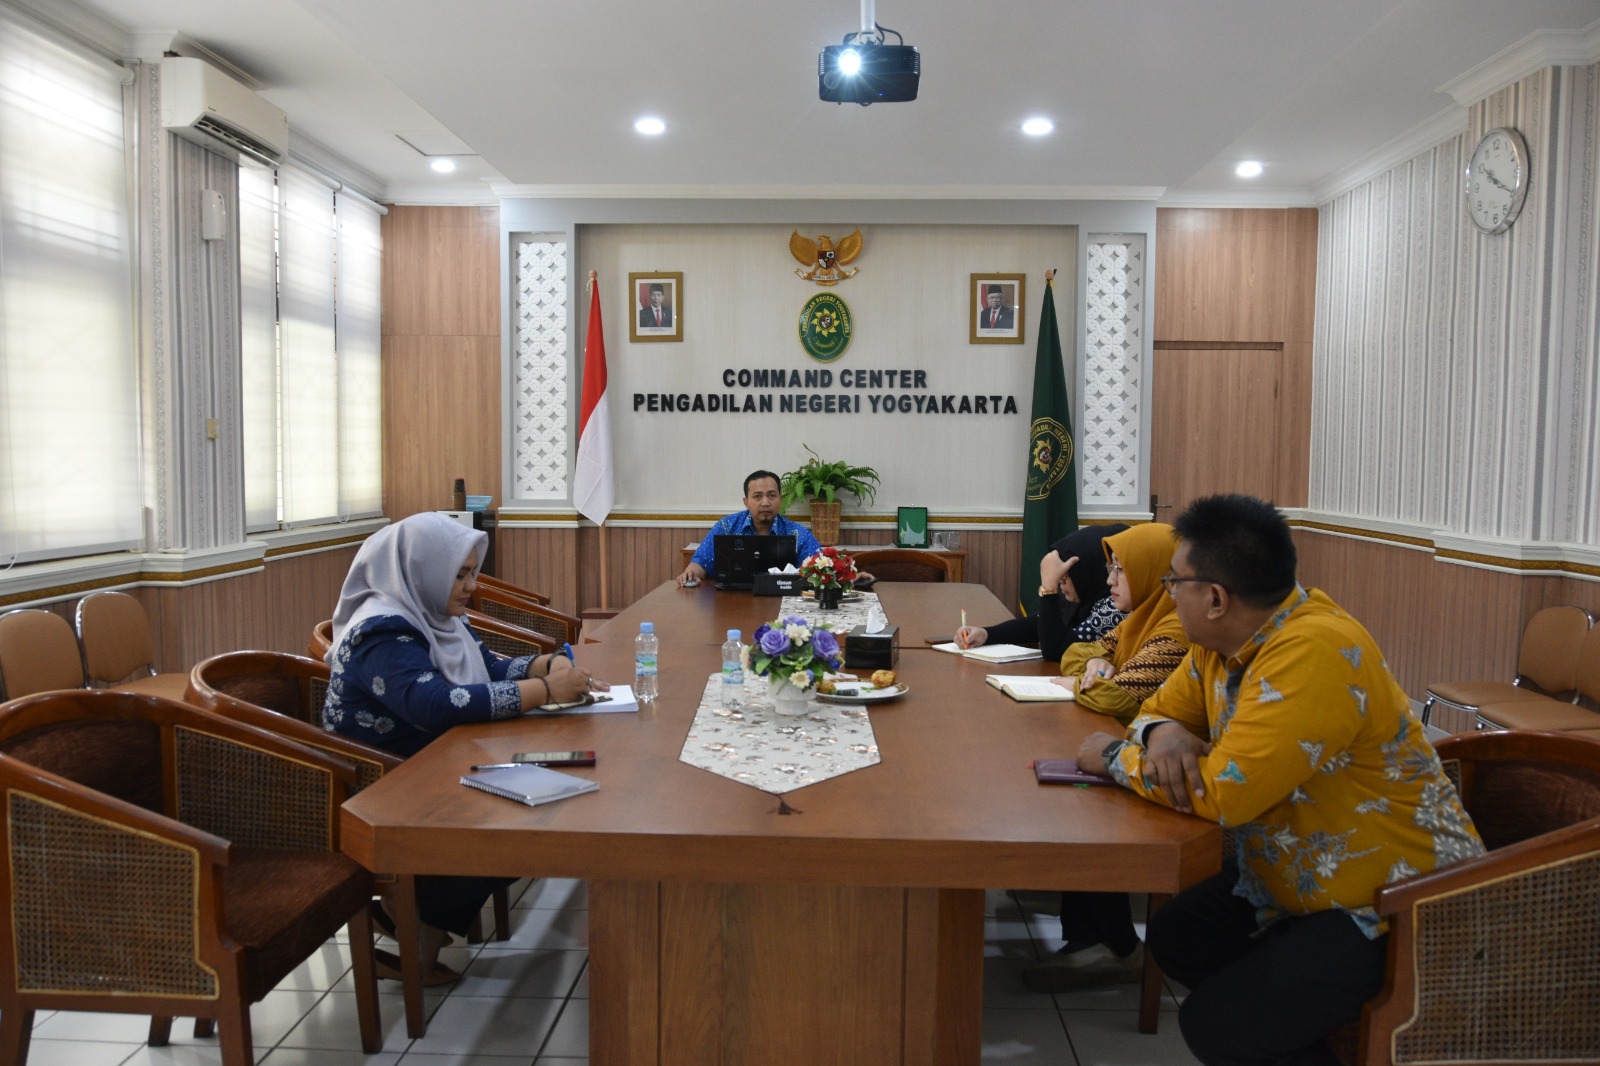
513, 750, 596, 767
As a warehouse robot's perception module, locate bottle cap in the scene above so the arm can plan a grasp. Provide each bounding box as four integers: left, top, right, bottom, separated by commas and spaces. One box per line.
727, 629, 741, 640
640, 622, 654, 633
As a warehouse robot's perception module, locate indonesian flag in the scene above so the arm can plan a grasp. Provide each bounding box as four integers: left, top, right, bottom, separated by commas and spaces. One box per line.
573, 272, 614, 525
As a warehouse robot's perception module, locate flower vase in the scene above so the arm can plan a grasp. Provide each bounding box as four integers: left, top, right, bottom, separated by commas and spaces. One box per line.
816, 585, 843, 610
769, 676, 816, 717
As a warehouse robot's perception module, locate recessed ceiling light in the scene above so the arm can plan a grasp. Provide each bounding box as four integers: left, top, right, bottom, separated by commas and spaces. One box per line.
634, 117, 666, 136
1021, 117, 1054, 137
1235, 160, 1263, 178
429, 158, 457, 173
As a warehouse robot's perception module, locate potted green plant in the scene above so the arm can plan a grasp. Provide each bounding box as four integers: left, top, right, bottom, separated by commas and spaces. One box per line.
778, 444, 881, 546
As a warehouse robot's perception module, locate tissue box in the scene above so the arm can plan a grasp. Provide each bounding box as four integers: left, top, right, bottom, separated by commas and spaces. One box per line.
753, 573, 804, 596
843, 624, 899, 670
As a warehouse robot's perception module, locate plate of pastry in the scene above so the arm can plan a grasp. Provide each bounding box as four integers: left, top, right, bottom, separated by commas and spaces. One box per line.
815, 671, 907, 703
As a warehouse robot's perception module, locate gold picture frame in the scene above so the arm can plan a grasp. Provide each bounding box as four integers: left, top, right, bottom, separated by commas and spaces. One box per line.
970, 273, 1025, 345
628, 272, 683, 343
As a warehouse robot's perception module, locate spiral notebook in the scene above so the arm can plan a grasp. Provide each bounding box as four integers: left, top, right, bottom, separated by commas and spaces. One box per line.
460, 763, 598, 807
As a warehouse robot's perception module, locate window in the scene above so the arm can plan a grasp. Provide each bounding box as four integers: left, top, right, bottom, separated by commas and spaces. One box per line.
0, 14, 141, 563
239, 162, 382, 531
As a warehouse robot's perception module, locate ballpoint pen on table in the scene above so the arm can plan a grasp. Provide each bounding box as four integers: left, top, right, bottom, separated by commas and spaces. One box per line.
468, 763, 522, 772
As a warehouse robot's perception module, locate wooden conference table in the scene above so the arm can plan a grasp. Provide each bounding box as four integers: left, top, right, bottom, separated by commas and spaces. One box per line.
341, 582, 1221, 1066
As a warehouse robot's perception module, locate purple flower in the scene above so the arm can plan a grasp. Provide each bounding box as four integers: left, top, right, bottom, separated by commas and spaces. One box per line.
759, 627, 791, 656
811, 629, 840, 660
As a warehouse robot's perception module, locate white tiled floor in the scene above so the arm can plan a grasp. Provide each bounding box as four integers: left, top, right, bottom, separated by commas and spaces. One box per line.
13, 880, 1201, 1065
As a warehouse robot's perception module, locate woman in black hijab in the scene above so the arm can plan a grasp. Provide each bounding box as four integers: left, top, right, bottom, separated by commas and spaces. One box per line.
954, 523, 1128, 660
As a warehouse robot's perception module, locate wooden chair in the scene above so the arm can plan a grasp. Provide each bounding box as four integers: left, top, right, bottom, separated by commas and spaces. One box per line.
310, 611, 557, 662
1420, 605, 1591, 725
851, 548, 952, 583
476, 573, 551, 606
187, 650, 510, 1038
1336, 730, 1600, 1065
1476, 621, 1600, 731
0, 608, 86, 700
0, 689, 380, 1066
74, 590, 190, 701
470, 583, 581, 645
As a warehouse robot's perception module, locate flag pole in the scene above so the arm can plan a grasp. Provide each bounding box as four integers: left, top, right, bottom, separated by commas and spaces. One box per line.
590, 271, 612, 612
575, 269, 617, 614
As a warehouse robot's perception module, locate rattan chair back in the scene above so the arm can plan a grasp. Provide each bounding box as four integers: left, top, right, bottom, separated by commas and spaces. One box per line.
308, 619, 333, 660
189, 650, 332, 728
0, 608, 86, 700
464, 609, 559, 657
475, 573, 551, 605
75, 591, 159, 685
851, 548, 952, 583
469, 584, 581, 644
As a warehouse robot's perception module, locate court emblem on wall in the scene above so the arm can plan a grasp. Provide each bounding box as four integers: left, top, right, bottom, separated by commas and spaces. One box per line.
798, 293, 853, 362
789, 229, 862, 285
1026, 417, 1074, 500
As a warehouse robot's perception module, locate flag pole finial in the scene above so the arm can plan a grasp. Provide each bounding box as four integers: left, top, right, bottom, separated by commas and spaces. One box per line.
589, 269, 597, 281
1045, 268, 1055, 282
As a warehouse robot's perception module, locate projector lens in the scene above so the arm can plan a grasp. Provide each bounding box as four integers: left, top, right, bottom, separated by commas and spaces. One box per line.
838, 48, 861, 76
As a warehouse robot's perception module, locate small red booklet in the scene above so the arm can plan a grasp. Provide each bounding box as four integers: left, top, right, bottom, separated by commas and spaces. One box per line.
1033, 759, 1116, 786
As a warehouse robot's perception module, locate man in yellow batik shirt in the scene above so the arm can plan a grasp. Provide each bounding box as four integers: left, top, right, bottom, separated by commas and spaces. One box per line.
1075, 494, 1483, 1066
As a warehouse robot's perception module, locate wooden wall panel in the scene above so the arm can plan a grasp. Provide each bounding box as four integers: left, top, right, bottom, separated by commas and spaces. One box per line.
1154, 207, 1318, 509
382, 206, 502, 523
1292, 529, 1600, 723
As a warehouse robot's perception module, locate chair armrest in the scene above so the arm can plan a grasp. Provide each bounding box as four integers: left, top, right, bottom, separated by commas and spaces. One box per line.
1374, 817, 1600, 915
197, 697, 403, 793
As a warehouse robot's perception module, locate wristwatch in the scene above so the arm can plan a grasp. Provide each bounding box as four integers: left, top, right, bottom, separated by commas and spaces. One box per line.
1038, 585, 1055, 598
1100, 739, 1126, 768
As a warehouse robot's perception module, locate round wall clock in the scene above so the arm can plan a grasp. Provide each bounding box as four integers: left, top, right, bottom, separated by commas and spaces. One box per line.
1465, 126, 1529, 235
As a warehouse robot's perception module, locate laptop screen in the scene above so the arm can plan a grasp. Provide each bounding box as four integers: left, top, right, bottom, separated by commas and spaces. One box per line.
713, 533, 800, 589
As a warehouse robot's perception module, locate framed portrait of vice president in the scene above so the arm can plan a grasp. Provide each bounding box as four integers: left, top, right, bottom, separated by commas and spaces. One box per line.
970, 273, 1025, 345
629, 272, 683, 342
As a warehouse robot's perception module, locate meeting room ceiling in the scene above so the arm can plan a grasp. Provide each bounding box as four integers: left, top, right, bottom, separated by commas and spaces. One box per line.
52, 0, 1600, 204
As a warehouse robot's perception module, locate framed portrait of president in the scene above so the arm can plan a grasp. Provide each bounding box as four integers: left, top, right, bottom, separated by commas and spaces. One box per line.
970, 273, 1024, 345
629, 272, 683, 343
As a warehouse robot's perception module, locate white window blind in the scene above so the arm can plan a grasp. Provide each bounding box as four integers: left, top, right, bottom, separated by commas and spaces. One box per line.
238, 161, 278, 531
240, 163, 382, 530
0, 16, 141, 563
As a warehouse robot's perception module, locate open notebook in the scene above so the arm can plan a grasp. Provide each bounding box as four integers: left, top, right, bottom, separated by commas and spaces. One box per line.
930, 642, 1043, 664
985, 675, 1074, 702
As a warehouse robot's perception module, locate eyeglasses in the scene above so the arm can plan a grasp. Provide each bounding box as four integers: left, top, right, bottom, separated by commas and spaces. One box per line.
1160, 572, 1219, 594
1107, 563, 1125, 577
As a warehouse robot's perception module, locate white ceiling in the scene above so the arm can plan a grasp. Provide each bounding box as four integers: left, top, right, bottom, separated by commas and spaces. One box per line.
43, 0, 1600, 205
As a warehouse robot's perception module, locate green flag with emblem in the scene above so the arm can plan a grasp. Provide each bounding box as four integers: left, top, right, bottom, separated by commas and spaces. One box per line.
1019, 272, 1078, 618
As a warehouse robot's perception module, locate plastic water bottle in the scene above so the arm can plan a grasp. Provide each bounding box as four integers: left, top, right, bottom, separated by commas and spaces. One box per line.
635, 622, 659, 703
721, 629, 744, 709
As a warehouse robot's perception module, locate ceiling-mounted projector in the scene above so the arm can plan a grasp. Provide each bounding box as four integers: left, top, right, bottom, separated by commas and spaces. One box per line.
819, 21, 919, 105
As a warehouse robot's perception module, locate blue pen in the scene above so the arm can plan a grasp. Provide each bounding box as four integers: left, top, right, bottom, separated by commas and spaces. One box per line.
561, 642, 574, 662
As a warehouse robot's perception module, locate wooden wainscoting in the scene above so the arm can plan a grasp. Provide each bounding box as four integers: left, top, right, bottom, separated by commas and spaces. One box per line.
1293, 528, 1600, 719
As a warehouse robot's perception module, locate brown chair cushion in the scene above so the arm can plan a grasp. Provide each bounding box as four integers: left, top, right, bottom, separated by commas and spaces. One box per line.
1477, 700, 1600, 731
1463, 760, 1600, 851
217, 674, 305, 719
111, 673, 193, 702
224, 847, 373, 1001
1426, 681, 1562, 710
0, 718, 164, 812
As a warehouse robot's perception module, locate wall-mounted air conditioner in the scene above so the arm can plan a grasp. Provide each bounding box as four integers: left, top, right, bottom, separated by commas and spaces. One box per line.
160, 56, 288, 166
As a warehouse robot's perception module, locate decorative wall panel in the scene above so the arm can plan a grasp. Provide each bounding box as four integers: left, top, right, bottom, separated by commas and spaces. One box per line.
1312, 64, 1600, 549
511, 238, 570, 499
1082, 237, 1145, 508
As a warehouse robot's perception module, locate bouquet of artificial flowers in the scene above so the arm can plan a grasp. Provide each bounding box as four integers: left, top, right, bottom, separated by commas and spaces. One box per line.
799, 546, 858, 590
745, 615, 843, 691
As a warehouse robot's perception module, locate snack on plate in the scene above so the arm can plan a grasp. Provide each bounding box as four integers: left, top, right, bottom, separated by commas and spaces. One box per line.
870, 670, 896, 688
816, 679, 837, 694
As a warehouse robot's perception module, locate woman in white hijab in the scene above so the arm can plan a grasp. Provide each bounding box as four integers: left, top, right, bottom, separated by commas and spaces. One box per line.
322, 512, 602, 982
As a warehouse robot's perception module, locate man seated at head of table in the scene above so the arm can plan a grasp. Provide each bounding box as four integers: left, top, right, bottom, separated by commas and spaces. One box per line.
1074, 494, 1484, 1066
677, 469, 822, 587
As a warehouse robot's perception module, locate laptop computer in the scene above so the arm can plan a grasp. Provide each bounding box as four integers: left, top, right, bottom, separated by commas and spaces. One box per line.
712, 533, 799, 590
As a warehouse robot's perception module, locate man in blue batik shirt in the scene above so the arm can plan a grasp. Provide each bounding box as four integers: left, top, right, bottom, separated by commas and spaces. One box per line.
677, 470, 822, 587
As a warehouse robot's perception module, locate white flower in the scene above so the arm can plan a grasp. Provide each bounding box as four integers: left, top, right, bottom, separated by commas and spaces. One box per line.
791, 671, 813, 690
449, 687, 470, 707
418, 671, 435, 683
371, 676, 386, 696
784, 622, 811, 642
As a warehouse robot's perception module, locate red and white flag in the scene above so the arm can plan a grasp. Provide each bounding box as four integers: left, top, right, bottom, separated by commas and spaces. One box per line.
573, 272, 614, 525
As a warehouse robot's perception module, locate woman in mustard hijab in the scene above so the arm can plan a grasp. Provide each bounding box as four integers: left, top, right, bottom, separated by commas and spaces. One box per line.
1051, 521, 1188, 724
1026, 521, 1191, 994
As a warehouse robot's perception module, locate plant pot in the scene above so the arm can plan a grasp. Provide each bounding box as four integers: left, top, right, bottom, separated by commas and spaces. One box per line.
816, 585, 843, 610
768, 676, 816, 717
809, 499, 842, 546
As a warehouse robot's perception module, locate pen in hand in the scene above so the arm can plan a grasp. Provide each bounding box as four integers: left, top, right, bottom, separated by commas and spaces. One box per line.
957, 608, 969, 648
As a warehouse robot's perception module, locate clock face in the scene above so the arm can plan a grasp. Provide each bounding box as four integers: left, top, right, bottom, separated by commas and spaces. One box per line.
1466, 127, 1528, 234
